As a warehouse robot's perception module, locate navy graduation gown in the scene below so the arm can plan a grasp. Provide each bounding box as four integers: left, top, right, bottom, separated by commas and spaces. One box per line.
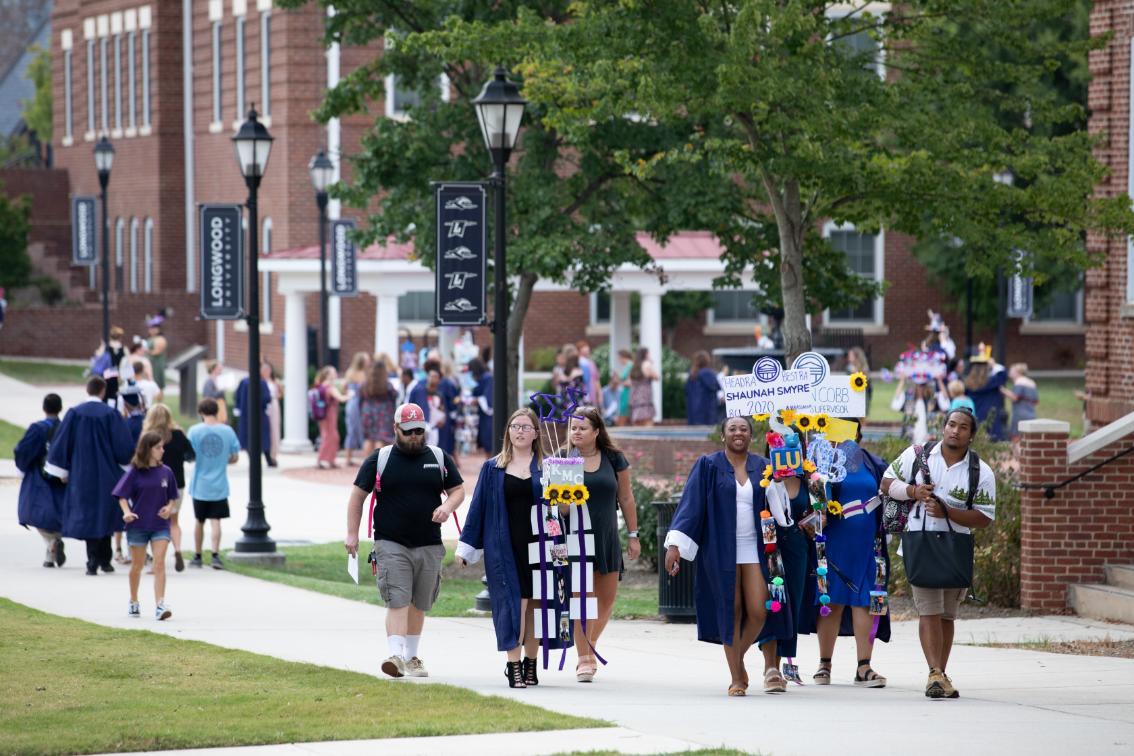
15, 418, 64, 532
235, 378, 271, 451
670, 451, 794, 647
407, 382, 431, 421
473, 374, 494, 452
968, 370, 1008, 441
684, 368, 721, 425
437, 378, 460, 455
46, 401, 135, 540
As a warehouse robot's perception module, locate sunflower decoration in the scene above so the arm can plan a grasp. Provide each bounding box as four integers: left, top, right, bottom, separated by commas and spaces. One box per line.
753, 413, 770, 422
795, 414, 814, 432
814, 414, 831, 432
544, 486, 562, 504
569, 485, 590, 504
826, 499, 844, 517
779, 408, 800, 426
759, 465, 774, 489
850, 372, 869, 393
802, 459, 817, 474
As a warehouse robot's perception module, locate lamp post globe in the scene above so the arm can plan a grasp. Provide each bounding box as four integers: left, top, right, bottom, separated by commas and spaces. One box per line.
93, 136, 115, 349
309, 149, 334, 368
472, 66, 526, 453
231, 107, 281, 562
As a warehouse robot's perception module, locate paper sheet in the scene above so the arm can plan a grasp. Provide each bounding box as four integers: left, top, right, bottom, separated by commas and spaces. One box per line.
347, 553, 359, 584
566, 533, 596, 558
569, 596, 599, 621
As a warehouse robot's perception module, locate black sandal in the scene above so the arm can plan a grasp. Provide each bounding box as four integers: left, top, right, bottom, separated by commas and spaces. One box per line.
854, 658, 887, 688
522, 656, 539, 687
813, 657, 832, 685
505, 660, 527, 688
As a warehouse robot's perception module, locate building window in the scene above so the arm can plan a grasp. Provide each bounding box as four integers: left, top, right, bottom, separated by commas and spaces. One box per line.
113, 31, 122, 133
709, 291, 762, 323
234, 15, 246, 121
824, 223, 884, 325
829, 9, 885, 79
127, 29, 136, 131
262, 217, 272, 322
398, 291, 435, 322
591, 292, 611, 324
1031, 286, 1083, 324
260, 11, 271, 118
141, 28, 151, 128
129, 217, 140, 293
115, 218, 125, 290
86, 38, 95, 134
63, 47, 73, 141
115, 218, 126, 291
384, 74, 451, 120
99, 37, 108, 133
212, 21, 222, 126
143, 218, 154, 292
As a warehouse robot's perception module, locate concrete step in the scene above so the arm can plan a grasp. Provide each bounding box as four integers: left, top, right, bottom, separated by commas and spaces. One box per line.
1105, 564, 1134, 591
1069, 583, 1134, 625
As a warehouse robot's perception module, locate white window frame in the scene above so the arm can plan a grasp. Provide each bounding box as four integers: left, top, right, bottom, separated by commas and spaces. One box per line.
589, 292, 610, 325
826, 4, 888, 80
140, 17, 151, 132
384, 73, 452, 121
129, 217, 140, 293
262, 217, 273, 323
99, 36, 109, 133
398, 291, 436, 325
821, 221, 886, 330
260, 11, 271, 119
125, 11, 136, 136
84, 20, 95, 140
62, 33, 73, 145
233, 13, 246, 128
211, 21, 223, 130
1021, 286, 1085, 334
115, 218, 125, 284
1127, 37, 1134, 310
111, 13, 122, 136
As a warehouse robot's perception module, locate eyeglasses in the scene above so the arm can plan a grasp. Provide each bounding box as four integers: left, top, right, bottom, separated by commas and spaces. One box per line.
399, 427, 425, 436
509, 424, 536, 433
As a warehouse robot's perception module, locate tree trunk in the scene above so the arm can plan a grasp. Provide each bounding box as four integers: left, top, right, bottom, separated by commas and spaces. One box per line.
505, 270, 538, 416
761, 173, 812, 364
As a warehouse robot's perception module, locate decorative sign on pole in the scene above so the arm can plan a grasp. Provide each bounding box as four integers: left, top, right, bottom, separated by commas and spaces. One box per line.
1006, 273, 1033, 319
330, 218, 358, 297
198, 204, 244, 320
723, 353, 866, 418
435, 182, 487, 325
71, 196, 98, 266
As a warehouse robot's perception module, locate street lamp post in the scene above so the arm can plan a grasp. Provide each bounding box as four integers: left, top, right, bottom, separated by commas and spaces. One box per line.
93, 137, 115, 348
231, 107, 281, 563
309, 149, 334, 369
473, 66, 527, 453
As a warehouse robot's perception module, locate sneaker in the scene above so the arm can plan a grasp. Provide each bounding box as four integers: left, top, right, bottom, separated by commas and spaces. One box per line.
939, 672, 960, 699
210, 553, 224, 570
128, 601, 140, 618
99, 562, 115, 574
190, 554, 203, 568
155, 603, 172, 621
381, 655, 406, 678
85, 564, 98, 576
174, 551, 185, 572
926, 669, 947, 699
42, 560, 55, 568
53, 539, 66, 567
405, 657, 429, 678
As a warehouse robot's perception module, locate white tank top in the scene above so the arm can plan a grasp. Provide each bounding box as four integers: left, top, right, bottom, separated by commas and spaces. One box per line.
735, 479, 756, 541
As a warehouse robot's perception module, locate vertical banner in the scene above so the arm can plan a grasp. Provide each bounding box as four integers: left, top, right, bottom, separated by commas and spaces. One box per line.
330, 218, 358, 297
435, 182, 487, 325
199, 204, 244, 320
71, 196, 98, 266
1006, 249, 1033, 319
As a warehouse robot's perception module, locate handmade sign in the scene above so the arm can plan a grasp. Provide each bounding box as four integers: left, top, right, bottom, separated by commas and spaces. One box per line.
722, 360, 812, 418
530, 461, 573, 668
790, 351, 869, 418
869, 537, 889, 641
894, 349, 946, 384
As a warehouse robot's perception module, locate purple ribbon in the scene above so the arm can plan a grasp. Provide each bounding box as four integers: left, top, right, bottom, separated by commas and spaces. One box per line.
534, 502, 551, 670
576, 507, 607, 666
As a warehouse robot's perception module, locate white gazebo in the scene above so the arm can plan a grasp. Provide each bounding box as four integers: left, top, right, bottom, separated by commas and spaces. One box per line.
261, 231, 757, 452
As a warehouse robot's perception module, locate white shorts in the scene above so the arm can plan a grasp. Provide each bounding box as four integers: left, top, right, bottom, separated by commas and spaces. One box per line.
735, 534, 760, 564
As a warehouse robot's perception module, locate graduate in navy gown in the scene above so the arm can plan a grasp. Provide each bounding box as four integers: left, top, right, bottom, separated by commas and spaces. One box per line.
664, 416, 795, 696
234, 376, 271, 462
437, 368, 461, 456
45, 376, 135, 575
15, 393, 66, 568
469, 357, 494, 452
684, 351, 722, 425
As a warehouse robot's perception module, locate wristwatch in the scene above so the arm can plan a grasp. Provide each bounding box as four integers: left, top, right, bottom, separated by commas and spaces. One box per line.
627, 530, 639, 539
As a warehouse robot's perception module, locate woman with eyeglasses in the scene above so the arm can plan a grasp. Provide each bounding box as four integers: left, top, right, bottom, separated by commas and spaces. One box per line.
456, 408, 561, 688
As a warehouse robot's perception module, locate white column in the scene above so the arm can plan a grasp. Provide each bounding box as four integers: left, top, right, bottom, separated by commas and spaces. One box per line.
374, 292, 399, 360
329, 296, 342, 359
280, 292, 310, 452
610, 290, 632, 375
438, 326, 456, 363
326, 8, 343, 355
640, 291, 663, 422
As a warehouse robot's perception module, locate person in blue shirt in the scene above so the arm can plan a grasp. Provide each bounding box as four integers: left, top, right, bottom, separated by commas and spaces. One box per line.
186, 398, 241, 570
15, 393, 66, 568
685, 351, 722, 425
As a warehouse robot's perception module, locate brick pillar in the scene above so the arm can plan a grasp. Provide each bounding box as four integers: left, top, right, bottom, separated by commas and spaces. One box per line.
1018, 419, 1071, 611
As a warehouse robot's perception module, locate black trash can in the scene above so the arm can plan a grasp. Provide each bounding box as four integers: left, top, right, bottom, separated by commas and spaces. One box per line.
653, 500, 696, 622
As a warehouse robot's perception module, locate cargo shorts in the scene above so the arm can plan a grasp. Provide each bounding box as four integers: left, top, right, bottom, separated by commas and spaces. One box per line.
911, 585, 968, 620
374, 540, 445, 611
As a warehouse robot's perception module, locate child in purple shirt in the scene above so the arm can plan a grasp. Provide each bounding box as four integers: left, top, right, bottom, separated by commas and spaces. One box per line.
114, 431, 179, 620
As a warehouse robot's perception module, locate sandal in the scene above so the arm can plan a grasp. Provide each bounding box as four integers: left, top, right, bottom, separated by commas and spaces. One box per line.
113, 549, 127, 565
727, 683, 747, 697
854, 658, 887, 688
576, 655, 597, 683
813, 658, 832, 686
763, 667, 787, 694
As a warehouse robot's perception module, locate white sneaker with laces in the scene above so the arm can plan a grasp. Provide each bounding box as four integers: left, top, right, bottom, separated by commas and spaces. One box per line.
128, 601, 140, 618
405, 657, 429, 678
381, 655, 406, 678
155, 602, 172, 621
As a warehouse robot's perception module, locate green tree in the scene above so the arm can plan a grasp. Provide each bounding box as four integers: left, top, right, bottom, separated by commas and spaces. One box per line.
476, 0, 1134, 361
0, 182, 32, 289
22, 46, 52, 143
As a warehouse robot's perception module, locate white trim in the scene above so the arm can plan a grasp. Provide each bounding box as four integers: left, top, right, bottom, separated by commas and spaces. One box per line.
821, 221, 885, 327
706, 289, 765, 326
1019, 322, 1085, 336
124, 127, 136, 138
209, 0, 223, 22
589, 291, 609, 325
129, 217, 140, 293
257, 0, 273, 10
112, 33, 122, 133
86, 39, 95, 134
99, 37, 108, 133
235, 14, 246, 118
209, 121, 223, 133
143, 218, 154, 293
232, 0, 248, 16
183, 0, 196, 293
84, 19, 96, 40
584, 324, 612, 337
139, 125, 151, 136
62, 136, 73, 147
662, 529, 699, 561
84, 131, 94, 142
384, 73, 449, 121
212, 21, 222, 125
115, 218, 125, 270
127, 30, 136, 132
96, 15, 109, 37
703, 323, 762, 336
124, 10, 137, 32
826, 5, 887, 79
141, 28, 151, 127
139, 6, 153, 30
111, 12, 123, 34
233, 320, 275, 335
1068, 410, 1134, 464
110, 129, 122, 138
63, 47, 73, 141
61, 29, 73, 50
260, 11, 271, 118
454, 541, 482, 565
1019, 419, 1070, 435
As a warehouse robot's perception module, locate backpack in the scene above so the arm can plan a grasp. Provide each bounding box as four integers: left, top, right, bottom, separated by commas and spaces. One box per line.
881, 441, 981, 533
307, 385, 328, 421
367, 444, 448, 539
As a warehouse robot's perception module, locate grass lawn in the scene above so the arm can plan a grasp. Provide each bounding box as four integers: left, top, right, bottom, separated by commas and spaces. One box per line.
0, 418, 27, 459
0, 360, 87, 385
0, 598, 606, 756
866, 376, 1085, 436
225, 542, 662, 620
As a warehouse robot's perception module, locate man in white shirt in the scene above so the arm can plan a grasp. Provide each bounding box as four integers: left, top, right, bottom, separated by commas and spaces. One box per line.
880, 407, 995, 700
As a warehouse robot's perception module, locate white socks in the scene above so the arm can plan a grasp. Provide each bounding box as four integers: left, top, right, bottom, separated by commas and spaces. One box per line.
405, 635, 421, 660
388, 634, 406, 658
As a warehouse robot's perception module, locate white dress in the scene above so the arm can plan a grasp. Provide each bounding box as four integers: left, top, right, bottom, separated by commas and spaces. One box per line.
735, 479, 759, 564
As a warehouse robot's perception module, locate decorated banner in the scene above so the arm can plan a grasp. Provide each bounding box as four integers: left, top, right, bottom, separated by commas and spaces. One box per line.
71, 196, 98, 266
435, 182, 487, 325
724, 353, 866, 419
330, 219, 358, 297
198, 204, 244, 320
893, 349, 947, 384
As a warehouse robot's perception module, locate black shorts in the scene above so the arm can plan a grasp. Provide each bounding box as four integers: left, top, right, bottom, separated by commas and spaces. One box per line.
193, 498, 230, 522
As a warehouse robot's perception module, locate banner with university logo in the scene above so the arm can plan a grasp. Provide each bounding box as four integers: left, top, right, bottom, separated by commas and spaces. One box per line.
198, 204, 244, 320
435, 182, 487, 325
71, 196, 98, 266
331, 219, 359, 297
1006, 249, 1033, 319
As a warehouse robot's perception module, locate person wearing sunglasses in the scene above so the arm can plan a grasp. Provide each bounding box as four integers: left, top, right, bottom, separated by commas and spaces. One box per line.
456, 408, 564, 688
345, 403, 465, 680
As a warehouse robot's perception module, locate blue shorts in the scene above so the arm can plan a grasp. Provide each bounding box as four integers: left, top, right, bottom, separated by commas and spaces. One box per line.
126, 529, 171, 547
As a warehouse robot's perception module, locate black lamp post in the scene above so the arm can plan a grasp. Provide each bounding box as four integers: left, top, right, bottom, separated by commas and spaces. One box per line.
473, 66, 526, 453
232, 107, 280, 560
93, 136, 114, 348
309, 149, 334, 369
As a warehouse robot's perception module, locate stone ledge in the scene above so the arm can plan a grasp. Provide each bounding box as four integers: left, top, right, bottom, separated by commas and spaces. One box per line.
1019, 419, 1071, 435
1068, 409, 1134, 464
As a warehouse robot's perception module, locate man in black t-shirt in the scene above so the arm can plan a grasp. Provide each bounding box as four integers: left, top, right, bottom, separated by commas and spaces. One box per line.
345, 403, 464, 679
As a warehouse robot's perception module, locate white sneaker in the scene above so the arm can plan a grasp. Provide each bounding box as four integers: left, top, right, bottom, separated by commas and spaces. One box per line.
381, 655, 406, 678
155, 602, 172, 621
128, 601, 140, 618
405, 657, 429, 678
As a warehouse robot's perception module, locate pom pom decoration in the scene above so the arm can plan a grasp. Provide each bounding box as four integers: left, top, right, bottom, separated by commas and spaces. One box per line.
770, 600, 783, 613
819, 605, 832, 617
766, 431, 785, 449
772, 576, 784, 587
819, 594, 831, 605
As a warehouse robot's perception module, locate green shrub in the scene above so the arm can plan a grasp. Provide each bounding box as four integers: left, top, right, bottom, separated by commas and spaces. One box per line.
620, 478, 677, 570
525, 346, 560, 372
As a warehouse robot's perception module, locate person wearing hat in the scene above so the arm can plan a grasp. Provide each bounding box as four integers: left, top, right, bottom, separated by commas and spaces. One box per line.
345, 402, 465, 679
890, 371, 948, 446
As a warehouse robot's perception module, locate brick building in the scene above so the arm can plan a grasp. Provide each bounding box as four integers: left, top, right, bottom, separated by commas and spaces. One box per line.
0, 1, 1087, 378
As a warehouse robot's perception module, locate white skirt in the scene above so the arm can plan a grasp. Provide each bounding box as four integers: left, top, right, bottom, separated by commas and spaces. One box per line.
735, 533, 760, 564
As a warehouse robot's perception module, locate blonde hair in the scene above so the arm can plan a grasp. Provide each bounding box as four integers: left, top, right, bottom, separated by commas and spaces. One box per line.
493, 408, 543, 469
314, 366, 335, 386
347, 352, 371, 378
1010, 362, 1029, 376
142, 403, 178, 442
947, 380, 965, 398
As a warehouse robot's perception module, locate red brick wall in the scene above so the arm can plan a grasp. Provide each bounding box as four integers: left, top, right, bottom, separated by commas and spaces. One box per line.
1018, 424, 1134, 611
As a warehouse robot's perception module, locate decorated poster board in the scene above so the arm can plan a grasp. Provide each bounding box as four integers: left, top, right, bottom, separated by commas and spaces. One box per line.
893, 349, 946, 383
724, 353, 867, 419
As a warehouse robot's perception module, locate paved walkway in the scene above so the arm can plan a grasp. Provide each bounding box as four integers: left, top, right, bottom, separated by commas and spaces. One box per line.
2, 371, 1134, 755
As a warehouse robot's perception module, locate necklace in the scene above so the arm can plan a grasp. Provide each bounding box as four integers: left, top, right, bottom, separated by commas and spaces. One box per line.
578, 449, 600, 458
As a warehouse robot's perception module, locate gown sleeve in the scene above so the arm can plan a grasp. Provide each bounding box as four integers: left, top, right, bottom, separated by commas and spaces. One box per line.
110, 413, 136, 466
44, 410, 76, 480
665, 456, 710, 560
14, 422, 46, 474
456, 462, 492, 564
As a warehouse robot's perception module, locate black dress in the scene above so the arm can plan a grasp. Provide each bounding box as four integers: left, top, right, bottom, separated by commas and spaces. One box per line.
504, 473, 535, 599
582, 450, 629, 577
162, 429, 193, 491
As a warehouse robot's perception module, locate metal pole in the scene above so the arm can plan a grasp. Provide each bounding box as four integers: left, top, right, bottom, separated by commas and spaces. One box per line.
996, 271, 1007, 366
492, 157, 508, 453
317, 190, 329, 369
99, 174, 110, 348
235, 174, 276, 554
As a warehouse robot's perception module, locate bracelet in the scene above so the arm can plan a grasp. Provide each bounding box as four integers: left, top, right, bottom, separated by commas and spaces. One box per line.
627, 531, 639, 539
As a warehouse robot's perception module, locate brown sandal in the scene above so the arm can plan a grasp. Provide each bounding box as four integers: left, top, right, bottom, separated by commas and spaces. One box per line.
763, 667, 787, 694
727, 683, 747, 696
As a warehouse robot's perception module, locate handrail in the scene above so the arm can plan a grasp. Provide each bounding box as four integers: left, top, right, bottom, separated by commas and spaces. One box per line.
1016, 444, 1134, 499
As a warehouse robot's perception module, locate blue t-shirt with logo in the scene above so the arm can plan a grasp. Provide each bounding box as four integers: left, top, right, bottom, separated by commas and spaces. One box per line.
187, 422, 240, 501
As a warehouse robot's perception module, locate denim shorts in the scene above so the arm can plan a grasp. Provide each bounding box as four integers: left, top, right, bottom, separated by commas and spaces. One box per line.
126, 529, 172, 547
